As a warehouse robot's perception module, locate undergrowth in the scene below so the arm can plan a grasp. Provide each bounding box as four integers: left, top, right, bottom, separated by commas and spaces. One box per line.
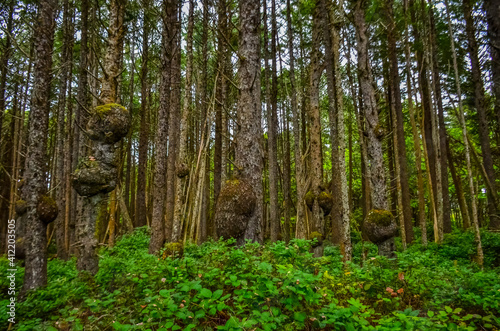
1, 227, 499, 330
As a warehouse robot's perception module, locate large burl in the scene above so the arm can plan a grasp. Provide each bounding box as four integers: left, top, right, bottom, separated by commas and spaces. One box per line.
72, 158, 117, 196
304, 186, 333, 216
86, 103, 131, 144
363, 209, 397, 258
214, 178, 256, 244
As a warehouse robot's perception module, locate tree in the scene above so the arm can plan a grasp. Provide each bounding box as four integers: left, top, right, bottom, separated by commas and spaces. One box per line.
72, 0, 130, 274
214, 0, 263, 245
20, 0, 58, 294
353, 0, 397, 257
149, 0, 177, 254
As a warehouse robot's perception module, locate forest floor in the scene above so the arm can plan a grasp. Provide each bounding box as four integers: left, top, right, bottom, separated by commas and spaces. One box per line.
1, 228, 500, 331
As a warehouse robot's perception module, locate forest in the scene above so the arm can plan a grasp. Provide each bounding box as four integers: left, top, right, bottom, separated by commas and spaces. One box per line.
0, 0, 500, 329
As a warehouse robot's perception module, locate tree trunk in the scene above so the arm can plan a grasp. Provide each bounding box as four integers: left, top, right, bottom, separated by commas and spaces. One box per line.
73, 0, 129, 274
287, 0, 306, 240
21, 0, 58, 294
309, 0, 325, 252
173, 0, 194, 244
404, 0, 426, 245
149, 0, 175, 253
353, 0, 387, 211
267, 0, 280, 243
483, 0, 500, 162
464, 0, 499, 229
445, 0, 483, 266
428, 2, 451, 235
215, 0, 263, 243
167, 2, 181, 242
136, 1, 150, 228
385, 0, 414, 244
55, 0, 74, 260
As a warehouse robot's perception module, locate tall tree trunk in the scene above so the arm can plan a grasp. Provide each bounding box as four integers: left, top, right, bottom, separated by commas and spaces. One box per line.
287, 0, 306, 240
268, 0, 280, 242
0, 0, 14, 144
464, 0, 499, 229
0, 0, 14, 249
404, 0, 426, 244
149, 0, 175, 253
409, 0, 438, 224
136, 1, 150, 228
309, 0, 325, 252
167, 2, 181, 242
428, 2, 451, 234
445, 0, 483, 266
230, 0, 263, 243
72, 0, 89, 251
483, 0, 500, 160
73, 0, 129, 274
354, 0, 387, 211
385, 0, 414, 244
173, 0, 194, 243
55, 0, 75, 260
21, 0, 58, 294
214, 0, 227, 208
322, 0, 342, 247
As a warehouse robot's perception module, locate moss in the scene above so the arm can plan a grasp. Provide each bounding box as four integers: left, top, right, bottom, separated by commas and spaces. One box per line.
304, 191, 315, 210
309, 231, 323, 248
87, 103, 131, 144
37, 195, 58, 224
72, 160, 117, 197
309, 231, 323, 241
363, 209, 397, 245
366, 209, 393, 226
317, 191, 333, 216
94, 103, 127, 116
15, 199, 27, 215
163, 242, 184, 258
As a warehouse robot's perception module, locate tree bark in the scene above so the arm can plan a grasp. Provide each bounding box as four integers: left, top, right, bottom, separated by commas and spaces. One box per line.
309, 0, 325, 250
483, 0, 500, 161
353, 0, 387, 211
167, 2, 181, 242
21, 0, 57, 294
385, 0, 414, 244
149, 0, 175, 253
55, 0, 75, 260
464, 0, 499, 229
445, 0, 483, 266
268, 0, 280, 242
136, 0, 150, 228
234, 0, 263, 243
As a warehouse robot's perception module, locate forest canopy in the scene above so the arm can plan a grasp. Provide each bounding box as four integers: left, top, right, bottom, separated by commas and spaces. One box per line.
0, 0, 500, 329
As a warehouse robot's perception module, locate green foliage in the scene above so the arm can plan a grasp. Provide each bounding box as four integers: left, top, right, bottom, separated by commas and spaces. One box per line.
2, 229, 499, 330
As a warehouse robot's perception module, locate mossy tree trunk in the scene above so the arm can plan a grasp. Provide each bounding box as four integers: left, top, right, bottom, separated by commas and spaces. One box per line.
354, 0, 396, 257
21, 0, 58, 295
73, 0, 129, 274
